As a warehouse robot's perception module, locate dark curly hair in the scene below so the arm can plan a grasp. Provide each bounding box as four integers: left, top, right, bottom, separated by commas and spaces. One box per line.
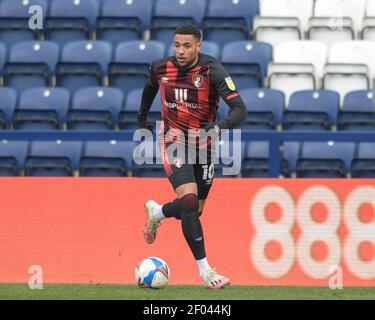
174, 24, 202, 42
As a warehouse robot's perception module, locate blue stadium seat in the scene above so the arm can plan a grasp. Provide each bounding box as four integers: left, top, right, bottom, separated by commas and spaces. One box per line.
150, 0, 206, 47
241, 141, 289, 177
168, 41, 220, 59
296, 142, 355, 178
0, 87, 17, 130
0, 140, 29, 176
109, 40, 165, 100
119, 88, 161, 130
80, 140, 136, 176
338, 90, 375, 131
96, 0, 153, 46
25, 141, 83, 176
68, 87, 123, 131
4, 41, 59, 93
241, 142, 269, 178
14, 87, 70, 131
0, 42, 6, 71
202, 0, 259, 46
45, 0, 99, 46
132, 140, 165, 177
56, 40, 112, 94
221, 41, 272, 90
240, 88, 285, 130
351, 143, 375, 178
0, 0, 47, 47
283, 90, 340, 131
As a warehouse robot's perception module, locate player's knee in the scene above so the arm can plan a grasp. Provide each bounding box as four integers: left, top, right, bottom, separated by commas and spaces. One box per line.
180, 193, 199, 218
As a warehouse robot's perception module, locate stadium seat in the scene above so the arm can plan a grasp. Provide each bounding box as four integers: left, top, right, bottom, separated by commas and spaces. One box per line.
259, 0, 313, 32
132, 140, 165, 177
283, 142, 301, 177
324, 41, 375, 105
168, 41, 220, 59
79, 140, 136, 176
56, 40, 112, 94
4, 41, 59, 94
221, 41, 273, 90
253, 16, 301, 49
0, 140, 29, 176
283, 90, 339, 131
119, 88, 161, 130
45, 0, 100, 46
338, 90, 375, 131
239, 88, 285, 131
242, 142, 274, 178
202, 0, 258, 46
96, 0, 152, 46
296, 142, 355, 178
308, 0, 367, 47
351, 142, 375, 178
362, 0, 375, 41
255, 0, 314, 48
151, 0, 206, 47
68, 87, 123, 131
0, 0, 47, 48
14, 87, 70, 131
25, 141, 83, 176
0, 87, 17, 130
0, 42, 6, 71
269, 41, 328, 103
109, 40, 165, 100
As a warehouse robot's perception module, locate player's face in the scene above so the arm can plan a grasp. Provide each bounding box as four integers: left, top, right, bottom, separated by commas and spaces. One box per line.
173, 34, 201, 68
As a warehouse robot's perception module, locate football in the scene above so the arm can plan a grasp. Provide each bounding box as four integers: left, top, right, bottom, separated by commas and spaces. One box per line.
135, 257, 170, 289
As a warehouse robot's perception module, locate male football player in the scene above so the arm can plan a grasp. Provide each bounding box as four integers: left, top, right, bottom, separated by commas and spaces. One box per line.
137, 24, 246, 289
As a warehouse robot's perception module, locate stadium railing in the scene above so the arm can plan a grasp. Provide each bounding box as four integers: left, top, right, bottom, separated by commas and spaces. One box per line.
1, 130, 374, 177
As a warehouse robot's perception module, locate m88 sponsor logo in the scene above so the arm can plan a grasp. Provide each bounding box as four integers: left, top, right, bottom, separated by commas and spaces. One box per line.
250, 186, 375, 280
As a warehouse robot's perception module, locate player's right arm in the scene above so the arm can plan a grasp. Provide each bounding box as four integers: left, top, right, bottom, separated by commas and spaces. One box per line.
137, 60, 160, 130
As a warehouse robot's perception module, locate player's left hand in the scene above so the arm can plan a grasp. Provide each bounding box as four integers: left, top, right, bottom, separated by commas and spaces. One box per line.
203, 122, 221, 134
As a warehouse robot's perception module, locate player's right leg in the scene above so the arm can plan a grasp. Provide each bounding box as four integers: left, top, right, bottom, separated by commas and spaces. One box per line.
193, 146, 230, 289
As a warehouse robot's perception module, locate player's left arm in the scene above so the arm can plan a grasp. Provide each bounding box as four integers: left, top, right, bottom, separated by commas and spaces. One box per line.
207, 60, 247, 132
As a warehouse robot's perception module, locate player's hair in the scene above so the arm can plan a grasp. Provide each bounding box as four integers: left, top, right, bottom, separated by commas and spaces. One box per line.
174, 24, 202, 42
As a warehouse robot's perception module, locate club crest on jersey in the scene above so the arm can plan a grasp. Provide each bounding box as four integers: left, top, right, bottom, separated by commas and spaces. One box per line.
192, 75, 203, 88
225, 77, 236, 91
161, 76, 168, 83
173, 158, 183, 168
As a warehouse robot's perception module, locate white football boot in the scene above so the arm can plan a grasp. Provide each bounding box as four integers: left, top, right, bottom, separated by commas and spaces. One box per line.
143, 200, 162, 244
203, 268, 230, 289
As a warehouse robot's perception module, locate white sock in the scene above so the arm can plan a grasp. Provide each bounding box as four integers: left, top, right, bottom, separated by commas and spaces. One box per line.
197, 257, 211, 280
152, 205, 165, 221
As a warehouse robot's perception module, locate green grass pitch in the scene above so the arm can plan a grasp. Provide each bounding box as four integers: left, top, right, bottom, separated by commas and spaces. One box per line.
0, 284, 374, 300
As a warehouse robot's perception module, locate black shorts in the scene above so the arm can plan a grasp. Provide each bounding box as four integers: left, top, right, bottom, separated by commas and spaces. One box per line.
160, 141, 215, 200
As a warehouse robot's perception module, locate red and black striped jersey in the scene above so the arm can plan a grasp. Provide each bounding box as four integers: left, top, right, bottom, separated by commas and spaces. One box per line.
148, 53, 240, 132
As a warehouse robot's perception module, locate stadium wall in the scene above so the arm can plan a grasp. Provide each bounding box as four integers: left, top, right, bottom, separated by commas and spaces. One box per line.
0, 178, 374, 286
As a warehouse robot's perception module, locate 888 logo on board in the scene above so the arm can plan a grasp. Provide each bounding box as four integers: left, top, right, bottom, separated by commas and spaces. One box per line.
250, 186, 375, 280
